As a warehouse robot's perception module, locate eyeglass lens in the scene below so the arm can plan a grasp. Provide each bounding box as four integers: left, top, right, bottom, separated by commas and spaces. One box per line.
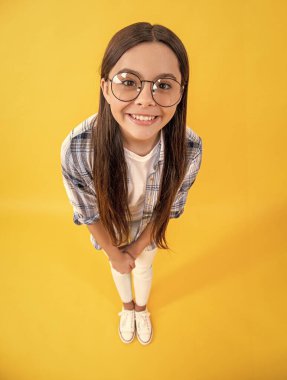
111, 72, 183, 107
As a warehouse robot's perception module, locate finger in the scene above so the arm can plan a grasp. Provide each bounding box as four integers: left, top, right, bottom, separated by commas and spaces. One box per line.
126, 251, 136, 260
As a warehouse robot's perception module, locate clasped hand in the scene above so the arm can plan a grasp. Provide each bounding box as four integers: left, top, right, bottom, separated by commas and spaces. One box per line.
110, 243, 139, 274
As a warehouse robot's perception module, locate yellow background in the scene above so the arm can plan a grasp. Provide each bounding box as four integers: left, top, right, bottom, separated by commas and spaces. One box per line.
1, 0, 286, 379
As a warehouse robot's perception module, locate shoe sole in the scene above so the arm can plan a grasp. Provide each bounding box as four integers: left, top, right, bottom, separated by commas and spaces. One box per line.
118, 324, 136, 344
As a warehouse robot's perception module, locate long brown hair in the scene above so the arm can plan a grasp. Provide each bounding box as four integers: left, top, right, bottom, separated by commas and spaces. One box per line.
92, 22, 189, 249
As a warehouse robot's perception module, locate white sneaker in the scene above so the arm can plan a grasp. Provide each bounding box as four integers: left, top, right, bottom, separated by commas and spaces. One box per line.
118, 307, 136, 344
135, 308, 153, 345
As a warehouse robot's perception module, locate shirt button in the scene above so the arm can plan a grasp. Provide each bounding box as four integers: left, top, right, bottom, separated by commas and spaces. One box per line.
150, 176, 154, 182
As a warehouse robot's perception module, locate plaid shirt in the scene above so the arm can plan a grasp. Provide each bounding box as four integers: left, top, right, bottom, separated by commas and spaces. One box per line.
60, 113, 203, 250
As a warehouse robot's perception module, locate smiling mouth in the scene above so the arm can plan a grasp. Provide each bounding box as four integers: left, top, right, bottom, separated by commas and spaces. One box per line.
126, 113, 160, 125
127, 113, 159, 120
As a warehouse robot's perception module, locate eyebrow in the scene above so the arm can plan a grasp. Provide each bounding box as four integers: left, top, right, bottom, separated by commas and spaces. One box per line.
117, 68, 179, 82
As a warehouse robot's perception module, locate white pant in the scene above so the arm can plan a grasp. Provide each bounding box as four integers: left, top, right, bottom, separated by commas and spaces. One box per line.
102, 220, 157, 306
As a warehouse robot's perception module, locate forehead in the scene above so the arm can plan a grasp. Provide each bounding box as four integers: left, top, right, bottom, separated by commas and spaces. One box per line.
110, 42, 182, 83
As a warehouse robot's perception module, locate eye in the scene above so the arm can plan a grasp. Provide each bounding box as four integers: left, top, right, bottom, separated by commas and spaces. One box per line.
158, 82, 172, 90
122, 80, 136, 87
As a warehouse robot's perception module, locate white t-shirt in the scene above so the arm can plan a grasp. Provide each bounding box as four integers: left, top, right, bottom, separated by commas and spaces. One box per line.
124, 134, 161, 221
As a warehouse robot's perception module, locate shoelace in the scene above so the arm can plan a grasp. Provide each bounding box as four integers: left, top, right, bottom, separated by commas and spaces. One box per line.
135, 311, 151, 332
118, 310, 135, 332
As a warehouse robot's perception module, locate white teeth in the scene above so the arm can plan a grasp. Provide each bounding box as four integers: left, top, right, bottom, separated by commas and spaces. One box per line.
131, 114, 156, 121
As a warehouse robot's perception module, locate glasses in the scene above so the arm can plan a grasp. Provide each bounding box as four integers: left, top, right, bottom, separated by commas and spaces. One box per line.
107, 71, 185, 107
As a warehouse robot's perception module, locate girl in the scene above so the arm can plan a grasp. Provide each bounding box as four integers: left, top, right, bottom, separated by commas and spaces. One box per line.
60, 22, 203, 345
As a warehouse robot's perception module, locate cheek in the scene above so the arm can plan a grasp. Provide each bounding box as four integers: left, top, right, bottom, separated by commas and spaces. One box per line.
110, 106, 127, 124
111, 102, 127, 114
163, 108, 176, 119
109, 101, 122, 114
162, 110, 177, 125
168, 107, 177, 119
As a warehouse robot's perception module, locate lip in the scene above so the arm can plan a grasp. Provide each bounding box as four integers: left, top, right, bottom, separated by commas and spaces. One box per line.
128, 113, 159, 117
126, 113, 159, 126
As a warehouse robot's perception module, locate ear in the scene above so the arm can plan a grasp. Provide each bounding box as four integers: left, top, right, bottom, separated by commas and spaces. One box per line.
100, 78, 111, 104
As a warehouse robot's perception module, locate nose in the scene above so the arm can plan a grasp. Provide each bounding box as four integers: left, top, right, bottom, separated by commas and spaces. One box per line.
134, 81, 156, 106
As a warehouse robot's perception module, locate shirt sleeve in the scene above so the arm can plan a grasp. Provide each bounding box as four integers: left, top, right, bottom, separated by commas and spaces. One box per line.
169, 136, 203, 219
60, 137, 100, 225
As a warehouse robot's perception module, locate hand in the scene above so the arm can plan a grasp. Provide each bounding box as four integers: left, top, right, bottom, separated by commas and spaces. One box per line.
110, 252, 136, 274
119, 242, 140, 260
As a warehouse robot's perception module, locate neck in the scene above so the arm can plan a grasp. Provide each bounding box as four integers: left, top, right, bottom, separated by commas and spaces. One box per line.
123, 132, 161, 156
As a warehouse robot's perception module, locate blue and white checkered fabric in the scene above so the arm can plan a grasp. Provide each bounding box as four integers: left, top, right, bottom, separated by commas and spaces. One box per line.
60, 113, 203, 250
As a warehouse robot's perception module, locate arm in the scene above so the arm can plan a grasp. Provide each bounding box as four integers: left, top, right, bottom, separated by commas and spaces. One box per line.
86, 221, 124, 262
61, 139, 100, 225
61, 136, 134, 272
87, 221, 136, 274
118, 136, 203, 258
119, 221, 154, 259
169, 136, 203, 219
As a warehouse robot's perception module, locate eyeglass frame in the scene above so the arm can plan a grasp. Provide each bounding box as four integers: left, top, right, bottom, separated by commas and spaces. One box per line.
106, 71, 185, 108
